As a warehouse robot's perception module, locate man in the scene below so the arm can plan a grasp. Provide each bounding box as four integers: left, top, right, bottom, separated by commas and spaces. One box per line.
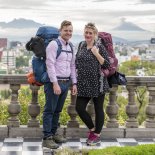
42, 20, 77, 149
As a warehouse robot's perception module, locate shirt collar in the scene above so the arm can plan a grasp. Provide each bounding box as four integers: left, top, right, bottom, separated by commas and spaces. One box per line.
58, 36, 69, 45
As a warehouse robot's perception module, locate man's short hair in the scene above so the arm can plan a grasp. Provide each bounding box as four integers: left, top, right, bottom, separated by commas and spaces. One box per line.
60, 20, 72, 30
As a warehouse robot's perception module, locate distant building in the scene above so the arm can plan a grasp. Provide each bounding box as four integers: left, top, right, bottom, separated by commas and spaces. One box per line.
0, 51, 3, 60
151, 38, 155, 44
0, 38, 7, 49
0, 63, 7, 74
146, 38, 155, 61
1, 50, 16, 71
115, 53, 130, 64
131, 48, 140, 61
9, 41, 22, 49
131, 55, 140, 61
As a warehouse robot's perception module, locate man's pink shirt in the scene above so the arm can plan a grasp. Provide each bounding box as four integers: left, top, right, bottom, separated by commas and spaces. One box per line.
46, 37, 77, 84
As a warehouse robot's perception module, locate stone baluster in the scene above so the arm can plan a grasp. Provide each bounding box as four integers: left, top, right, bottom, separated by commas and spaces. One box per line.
7, 84, 21, 127
28, 85, 40, 127
145, 86, 155, 128
67, 90, 79, 128
126, 85, 139, 128
86, 99, 95, 123
106, 86, 119, 128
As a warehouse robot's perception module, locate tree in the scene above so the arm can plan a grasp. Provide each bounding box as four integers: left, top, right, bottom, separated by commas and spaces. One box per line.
119, 60, 155, 76
16, 56, 29, 68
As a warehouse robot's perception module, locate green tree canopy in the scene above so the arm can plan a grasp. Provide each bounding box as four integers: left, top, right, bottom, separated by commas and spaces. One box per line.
16, 56, 29, 68
119, 60, 155, 76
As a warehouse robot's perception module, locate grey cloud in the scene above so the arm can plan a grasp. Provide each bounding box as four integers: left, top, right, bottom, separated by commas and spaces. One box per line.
65, 9, 155, 31
93, 0, 115, 2
35, 8, 155, 26
69, 9, 155, 20
0, 0, 84, 10
0, 0, 48, 9
105, 10, 155, 16
140, 0, 155, 4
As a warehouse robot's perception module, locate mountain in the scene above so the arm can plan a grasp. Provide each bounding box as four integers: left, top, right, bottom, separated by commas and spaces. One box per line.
110, 19, 153, 41
0, 18, 152, 42
112, 19, 147, 31
128, 40, 150, 46
0, 18, 44, 28
112, 36, 128, 43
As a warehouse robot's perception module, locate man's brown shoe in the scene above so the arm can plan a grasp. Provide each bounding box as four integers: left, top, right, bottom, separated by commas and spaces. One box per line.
53, 133, 67, 143
42, 136, 59, 149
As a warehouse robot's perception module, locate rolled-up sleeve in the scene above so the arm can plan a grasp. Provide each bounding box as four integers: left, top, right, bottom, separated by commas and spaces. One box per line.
46, 41, 58, 83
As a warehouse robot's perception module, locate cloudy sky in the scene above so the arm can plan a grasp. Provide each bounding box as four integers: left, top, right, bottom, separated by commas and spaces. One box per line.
0, 0, 155, 40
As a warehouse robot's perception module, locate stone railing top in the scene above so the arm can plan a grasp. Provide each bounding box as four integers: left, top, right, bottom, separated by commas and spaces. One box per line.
126, 76, 155, 86
0, 75, 155, 86
0, 74, 27, 84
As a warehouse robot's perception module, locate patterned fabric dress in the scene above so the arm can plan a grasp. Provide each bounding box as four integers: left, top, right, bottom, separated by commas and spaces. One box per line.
76, 41, 110, 97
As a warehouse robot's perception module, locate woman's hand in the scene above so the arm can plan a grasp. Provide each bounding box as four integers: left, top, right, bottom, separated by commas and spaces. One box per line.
71, 85, 77, 95
91, 46, 99, 56
91, 46, 105, 65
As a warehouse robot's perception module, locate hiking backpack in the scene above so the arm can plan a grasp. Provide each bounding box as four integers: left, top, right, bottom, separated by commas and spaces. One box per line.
98, 32, 118, 77
98, 32, 126, 88
25, 26, 73, 86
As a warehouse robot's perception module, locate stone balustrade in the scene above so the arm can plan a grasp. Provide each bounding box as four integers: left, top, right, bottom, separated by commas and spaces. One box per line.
0, 75, 155, 138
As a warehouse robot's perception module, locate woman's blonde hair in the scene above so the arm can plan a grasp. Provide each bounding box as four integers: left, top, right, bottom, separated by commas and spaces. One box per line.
85, 22, 98, 35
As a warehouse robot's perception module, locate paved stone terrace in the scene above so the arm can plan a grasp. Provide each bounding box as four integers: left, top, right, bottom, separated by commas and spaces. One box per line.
0, 137, 155, 155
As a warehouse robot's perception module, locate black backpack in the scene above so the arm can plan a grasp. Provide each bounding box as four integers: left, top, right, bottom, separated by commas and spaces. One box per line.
26, 26, 60, 59
26, 36, 45, 58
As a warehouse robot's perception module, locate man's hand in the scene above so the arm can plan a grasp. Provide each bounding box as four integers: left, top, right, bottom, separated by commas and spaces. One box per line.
71, 84, 77, 95
53, 82, 61, 95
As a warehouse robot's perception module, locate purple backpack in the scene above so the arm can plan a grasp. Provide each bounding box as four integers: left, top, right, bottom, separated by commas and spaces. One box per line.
98, 32, 118, 77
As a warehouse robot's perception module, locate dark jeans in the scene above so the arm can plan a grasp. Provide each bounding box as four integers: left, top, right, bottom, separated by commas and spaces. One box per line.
43, 81, 70, 138
76, 94, 105, 134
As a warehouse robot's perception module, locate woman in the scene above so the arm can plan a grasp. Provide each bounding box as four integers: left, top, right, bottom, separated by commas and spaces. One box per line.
75, 23, 110, 146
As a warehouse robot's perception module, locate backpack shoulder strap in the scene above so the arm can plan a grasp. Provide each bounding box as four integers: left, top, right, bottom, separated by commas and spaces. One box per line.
55, 39, 74, 58
68, 42, 73, 53
77, 41, 85, 53
55, 39, 62, 59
